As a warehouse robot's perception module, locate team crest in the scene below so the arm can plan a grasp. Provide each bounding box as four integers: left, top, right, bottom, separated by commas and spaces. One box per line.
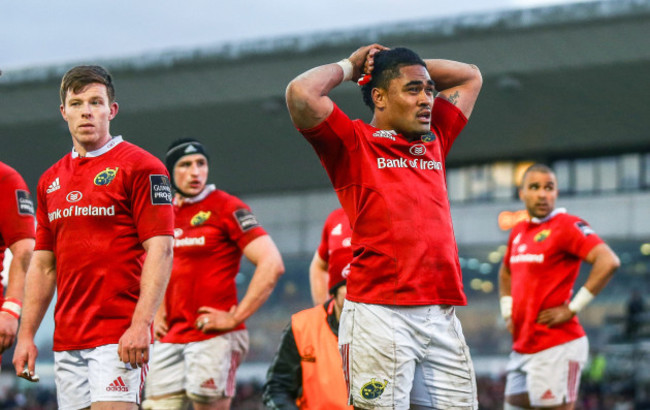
191, 211, 212, 226
534, 229, 551, 242
421, 132, 436, 142
361, 378, 388, 399
94, 167, 119, 186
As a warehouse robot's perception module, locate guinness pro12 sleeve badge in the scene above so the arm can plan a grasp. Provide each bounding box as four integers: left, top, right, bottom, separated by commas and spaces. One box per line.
15, 190, 35, 216
233, 208, 261, 232
150, 175, 172, 205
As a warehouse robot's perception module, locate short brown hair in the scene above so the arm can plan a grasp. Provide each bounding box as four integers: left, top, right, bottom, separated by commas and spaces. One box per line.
59, 65, 115, 104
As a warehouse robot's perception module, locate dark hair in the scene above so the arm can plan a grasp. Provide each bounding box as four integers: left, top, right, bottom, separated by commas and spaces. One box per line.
60, 65, 115, 105
520, 163, 555, 188
361, 47, 427, 110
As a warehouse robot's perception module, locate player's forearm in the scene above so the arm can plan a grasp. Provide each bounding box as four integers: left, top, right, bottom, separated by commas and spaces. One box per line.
309, 253, 329, 306
498, 264, 512, 297
583, 246, 620, 296
18, 251, 56, 339
132, 236, 173, 326
286, 64, 342, 129
5, 238, 35, 301
424, 59, 482, 92
234, 257, 284, 324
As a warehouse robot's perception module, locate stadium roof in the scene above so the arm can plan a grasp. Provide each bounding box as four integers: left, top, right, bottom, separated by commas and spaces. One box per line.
1, 0, 649, 194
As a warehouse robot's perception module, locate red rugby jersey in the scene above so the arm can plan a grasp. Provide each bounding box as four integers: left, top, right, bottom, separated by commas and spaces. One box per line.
161, 186, 268, 343
35, 137, 174, 351
504, 209, 603, 353
301, 98, 468, 305
0, 161, 35, 296
317, 208, 353, 291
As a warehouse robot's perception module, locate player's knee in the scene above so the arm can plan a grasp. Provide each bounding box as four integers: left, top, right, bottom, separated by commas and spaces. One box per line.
186, 391, 220, 404
141, 392, 188, 409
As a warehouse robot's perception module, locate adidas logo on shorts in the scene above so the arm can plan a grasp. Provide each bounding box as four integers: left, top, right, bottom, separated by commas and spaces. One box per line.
541, 389, 556, 400
106, 376, 129, 392
200, 378, 217, 390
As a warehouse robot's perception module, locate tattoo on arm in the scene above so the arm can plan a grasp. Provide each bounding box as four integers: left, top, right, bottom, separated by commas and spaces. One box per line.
448, 91, 460, 105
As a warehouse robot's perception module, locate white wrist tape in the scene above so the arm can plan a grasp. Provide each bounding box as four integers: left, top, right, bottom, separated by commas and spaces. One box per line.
568, 287, 594, 313
500, 296, 513, 319
336, 59, 354, 82
1, 298, 22, 319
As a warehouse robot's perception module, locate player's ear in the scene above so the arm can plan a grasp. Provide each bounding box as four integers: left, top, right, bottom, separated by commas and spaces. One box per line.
109, 102, 119, 120
372, 88, 386, 110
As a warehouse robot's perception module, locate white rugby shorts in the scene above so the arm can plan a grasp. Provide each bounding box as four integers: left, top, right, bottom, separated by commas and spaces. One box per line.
54, 344, 147, 410
338, 300, 478, 409
145, 329, 248, 400
505, 336, 588, 407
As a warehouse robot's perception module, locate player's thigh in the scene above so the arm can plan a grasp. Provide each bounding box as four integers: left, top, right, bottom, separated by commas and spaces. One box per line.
340, 301, 427, 409
184, 330, 249, 401
87, 344, 148, 406
411, 305, 477, 409
145, 342, 186, 398
55, 349, 92, 410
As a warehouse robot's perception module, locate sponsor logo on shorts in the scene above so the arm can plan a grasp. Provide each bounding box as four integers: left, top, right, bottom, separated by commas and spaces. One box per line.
106, 376, 129, 392
94, 167, 118, 186
66, 191, 83, 203
360, 378, 388, 400
409, 144, 426, 156
300, 346, 316, 362
15, 190, 34, 216
200, 378, 217, 390
421, 132, 436, 142
150, 175, 172, 205
233, 208, 260, 232
534, 229, 551, 242
372, 130, 396, 141
575, 221, 595, 236
191, 211, 211, 226
46, 177, 61, 194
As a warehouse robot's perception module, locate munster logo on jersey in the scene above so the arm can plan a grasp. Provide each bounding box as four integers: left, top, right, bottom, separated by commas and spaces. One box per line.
421, 131, 436, 142
191, 211, 211, 226
94, 167, 119, 186
361, 378, 388, 399
534, 229, 551, 242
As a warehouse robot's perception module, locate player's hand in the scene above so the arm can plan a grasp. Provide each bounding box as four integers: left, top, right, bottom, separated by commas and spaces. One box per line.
12, 337, 39, 382
195, 306, 238, 333
0, 312, 19, 353
118, 321, 151, 369
536, 304, 574, 327
348, 44, 389, 82
153, 311, 168, 341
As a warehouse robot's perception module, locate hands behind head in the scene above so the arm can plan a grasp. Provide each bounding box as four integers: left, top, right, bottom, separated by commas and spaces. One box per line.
348, 44, 389, 82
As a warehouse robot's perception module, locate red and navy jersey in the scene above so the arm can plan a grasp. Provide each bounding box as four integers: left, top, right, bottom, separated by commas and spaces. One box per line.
35, 137, 174, 351
317, 208, 353, 291
300, 98, 468, 306
0, 161, 35, 297
504, 209, 603, 353
161, 186, 268, 344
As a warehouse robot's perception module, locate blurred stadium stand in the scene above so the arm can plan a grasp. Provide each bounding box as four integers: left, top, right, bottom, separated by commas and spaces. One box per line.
1, 0, 650, 408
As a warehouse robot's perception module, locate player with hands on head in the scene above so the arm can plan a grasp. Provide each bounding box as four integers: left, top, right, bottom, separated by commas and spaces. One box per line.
499, 163, 620, 410
12, 65, 175, 409
286, 44, 482, 409
143, 138, 285, 410
0, 162, 35, 366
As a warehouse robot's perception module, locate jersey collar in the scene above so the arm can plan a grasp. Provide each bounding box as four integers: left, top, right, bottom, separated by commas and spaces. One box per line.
174, 184, 216, 206
530, 207, 566, 224
71, 136, 123, 158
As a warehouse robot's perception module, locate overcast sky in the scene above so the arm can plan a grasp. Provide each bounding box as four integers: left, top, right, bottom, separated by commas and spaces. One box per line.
1, 0, 597, 71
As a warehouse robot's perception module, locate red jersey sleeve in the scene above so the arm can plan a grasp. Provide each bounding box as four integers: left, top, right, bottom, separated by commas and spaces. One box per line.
299, 104, 358, 155
34, 174, 54, 252
127, 159, 174, 242
221, 197, 267, 250
559, 216, 603, 259
431, 97, 469, 157
0, 168, 35, 247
